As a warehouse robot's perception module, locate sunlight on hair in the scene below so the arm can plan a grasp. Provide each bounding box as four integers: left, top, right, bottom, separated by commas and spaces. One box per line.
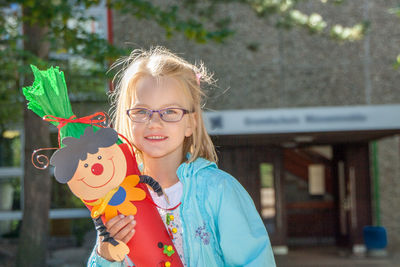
108, 46, 218, 165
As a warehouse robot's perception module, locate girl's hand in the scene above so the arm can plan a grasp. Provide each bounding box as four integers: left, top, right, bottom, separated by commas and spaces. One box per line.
97, 214, 136, 261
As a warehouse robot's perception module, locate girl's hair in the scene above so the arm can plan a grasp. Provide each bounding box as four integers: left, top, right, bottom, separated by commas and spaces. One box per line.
109, 46, 217, 164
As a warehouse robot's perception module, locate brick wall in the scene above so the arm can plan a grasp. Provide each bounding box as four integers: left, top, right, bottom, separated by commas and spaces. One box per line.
112, 0, 400, 249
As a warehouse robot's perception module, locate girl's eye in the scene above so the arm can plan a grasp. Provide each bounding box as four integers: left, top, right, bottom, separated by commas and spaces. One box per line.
84, 163, 89, 168
97, 156, 102, 160
164, 108, 178, 115
134, 109, 148, 115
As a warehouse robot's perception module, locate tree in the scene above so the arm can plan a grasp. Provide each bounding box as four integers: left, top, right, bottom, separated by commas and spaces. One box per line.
15, 7, 52, 266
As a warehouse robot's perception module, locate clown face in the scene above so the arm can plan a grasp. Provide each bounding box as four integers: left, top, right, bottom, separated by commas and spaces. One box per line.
67, 143, 127, 200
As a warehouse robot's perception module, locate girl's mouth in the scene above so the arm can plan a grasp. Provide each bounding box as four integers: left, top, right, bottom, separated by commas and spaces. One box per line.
145, 135, 168, 141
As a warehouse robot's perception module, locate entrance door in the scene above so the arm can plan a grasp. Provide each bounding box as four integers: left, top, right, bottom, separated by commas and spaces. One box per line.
333, 143, 372, 249
333, 145, 351, 247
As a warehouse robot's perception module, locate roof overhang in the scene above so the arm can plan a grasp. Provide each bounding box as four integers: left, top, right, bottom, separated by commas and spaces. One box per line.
204, 105, 400, 146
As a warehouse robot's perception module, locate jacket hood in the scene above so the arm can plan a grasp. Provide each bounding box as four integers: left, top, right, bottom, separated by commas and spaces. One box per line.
176, 155, 217, 182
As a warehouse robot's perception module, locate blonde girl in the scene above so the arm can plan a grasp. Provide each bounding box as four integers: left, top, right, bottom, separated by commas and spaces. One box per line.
88, 47, 276, 266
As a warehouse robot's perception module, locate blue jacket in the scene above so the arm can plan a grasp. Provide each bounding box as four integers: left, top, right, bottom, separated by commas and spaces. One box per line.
88, 157, 276, 266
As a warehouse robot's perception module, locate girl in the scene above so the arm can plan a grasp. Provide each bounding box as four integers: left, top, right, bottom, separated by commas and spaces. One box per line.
88, 47, 276, 266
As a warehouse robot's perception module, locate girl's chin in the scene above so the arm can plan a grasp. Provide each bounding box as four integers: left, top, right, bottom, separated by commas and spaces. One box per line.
143, 149, 182, 160
144, 152, 170, 159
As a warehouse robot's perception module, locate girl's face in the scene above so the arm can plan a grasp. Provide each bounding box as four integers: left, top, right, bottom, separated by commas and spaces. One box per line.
130, 76, 195, 163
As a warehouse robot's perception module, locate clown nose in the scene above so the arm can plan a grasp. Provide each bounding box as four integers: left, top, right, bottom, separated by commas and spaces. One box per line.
91, 163, 104, 175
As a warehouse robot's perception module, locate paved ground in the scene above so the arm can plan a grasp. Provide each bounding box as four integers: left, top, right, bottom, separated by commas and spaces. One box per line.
1, 234, 399, 266
275, 246, 399, 267
0, 231, 96, 267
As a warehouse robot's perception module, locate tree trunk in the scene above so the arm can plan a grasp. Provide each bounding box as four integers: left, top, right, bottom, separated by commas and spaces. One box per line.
15, 8, 51, 267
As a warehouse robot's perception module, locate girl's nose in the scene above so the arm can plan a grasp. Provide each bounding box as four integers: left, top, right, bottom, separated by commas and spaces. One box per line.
147, 112, 163, 126
91, 163, 104, 175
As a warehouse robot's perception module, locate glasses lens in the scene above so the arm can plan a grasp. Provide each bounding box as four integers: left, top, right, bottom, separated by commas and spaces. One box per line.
129, 108, 150, 122
160, 108, 184, 122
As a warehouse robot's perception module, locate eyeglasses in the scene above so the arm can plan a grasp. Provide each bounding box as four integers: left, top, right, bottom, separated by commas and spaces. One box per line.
126, 107, 192, 123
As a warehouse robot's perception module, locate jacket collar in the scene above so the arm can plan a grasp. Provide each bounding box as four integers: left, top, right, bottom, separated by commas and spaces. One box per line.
176, 154, 216, 183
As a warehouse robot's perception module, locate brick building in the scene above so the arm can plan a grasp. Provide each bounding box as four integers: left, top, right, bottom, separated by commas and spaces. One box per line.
112, 0, 400, 254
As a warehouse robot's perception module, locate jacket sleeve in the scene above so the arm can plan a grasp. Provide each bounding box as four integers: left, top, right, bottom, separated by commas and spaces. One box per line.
213, 171, 276, 267
87, 237, 127, 267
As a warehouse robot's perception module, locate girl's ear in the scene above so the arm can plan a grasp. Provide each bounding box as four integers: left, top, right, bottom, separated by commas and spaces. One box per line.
185, 112, 197, 137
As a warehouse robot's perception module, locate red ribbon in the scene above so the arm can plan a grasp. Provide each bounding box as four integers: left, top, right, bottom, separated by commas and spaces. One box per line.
145, 194, 182, 211
43, 112, 108, 147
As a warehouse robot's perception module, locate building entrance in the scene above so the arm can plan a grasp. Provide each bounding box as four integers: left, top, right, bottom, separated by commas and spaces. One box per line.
283, 143, 372, 251
215, 139, 373, 253
284, 146, 336, 247
207, 105, 400, 253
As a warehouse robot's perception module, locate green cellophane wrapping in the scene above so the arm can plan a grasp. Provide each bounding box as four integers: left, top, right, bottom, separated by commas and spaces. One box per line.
22, 65, 117, 147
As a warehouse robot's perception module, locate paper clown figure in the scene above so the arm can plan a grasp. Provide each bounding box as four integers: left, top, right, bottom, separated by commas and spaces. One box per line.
23, 65, 183, 267
50, 127, 149, 220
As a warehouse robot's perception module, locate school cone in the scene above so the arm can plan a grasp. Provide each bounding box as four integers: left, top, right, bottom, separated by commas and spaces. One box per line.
23, 65, 183, 267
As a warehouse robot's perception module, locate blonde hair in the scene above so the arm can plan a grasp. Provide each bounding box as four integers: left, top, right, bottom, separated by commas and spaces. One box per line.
109, 46, 218, 165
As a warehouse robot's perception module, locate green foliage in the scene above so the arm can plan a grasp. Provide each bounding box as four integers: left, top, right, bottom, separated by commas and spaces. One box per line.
0, 131, 21, 167
388, 5, 400, 18
1, 220, 21, 238
389, 5, 400, 69
0, 0, 236, 133
330, 22, 367, 42
71, 218, 94, 246
396, 54, 400, 70
51, 180, 85, 209
0, 7, 23, 133
111, 0, 234, 43
246, 0, 367, 40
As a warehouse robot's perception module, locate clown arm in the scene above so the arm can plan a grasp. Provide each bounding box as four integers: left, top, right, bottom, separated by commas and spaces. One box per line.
92, 217, 130, 262
93, 217, 120, 246
139, 175, 163, 196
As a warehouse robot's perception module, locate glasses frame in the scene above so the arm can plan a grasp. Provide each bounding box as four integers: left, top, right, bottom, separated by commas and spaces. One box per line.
126, 107, 192, 123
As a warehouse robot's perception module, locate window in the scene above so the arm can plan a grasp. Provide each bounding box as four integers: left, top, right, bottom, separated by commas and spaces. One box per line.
260, 163, 276, 219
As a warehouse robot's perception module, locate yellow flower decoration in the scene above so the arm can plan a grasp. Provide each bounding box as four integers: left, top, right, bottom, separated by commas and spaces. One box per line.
84, 175, 146, 221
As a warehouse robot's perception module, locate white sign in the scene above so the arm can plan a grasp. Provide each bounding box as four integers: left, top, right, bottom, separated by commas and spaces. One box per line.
203, 104, 400, 135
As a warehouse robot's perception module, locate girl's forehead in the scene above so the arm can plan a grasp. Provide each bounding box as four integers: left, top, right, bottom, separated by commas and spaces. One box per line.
134, 76, 190, 108
136, 75, 177, 90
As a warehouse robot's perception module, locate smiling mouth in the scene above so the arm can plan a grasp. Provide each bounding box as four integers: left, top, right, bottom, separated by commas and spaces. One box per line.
80, 157, 115, 189
145, 136, 168, 141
